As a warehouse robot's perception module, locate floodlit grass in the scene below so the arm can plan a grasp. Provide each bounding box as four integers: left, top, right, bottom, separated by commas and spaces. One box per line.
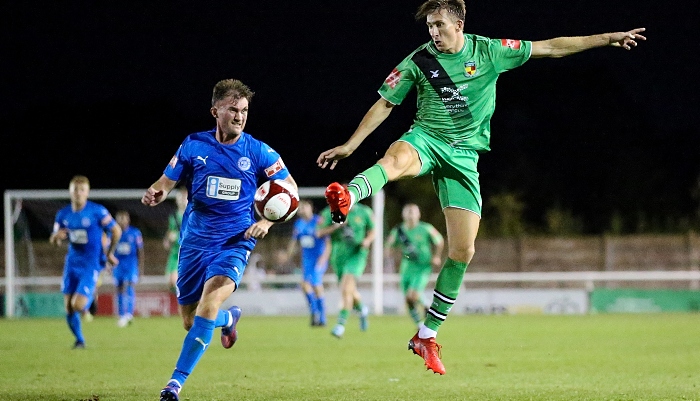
1, 313, 699, 400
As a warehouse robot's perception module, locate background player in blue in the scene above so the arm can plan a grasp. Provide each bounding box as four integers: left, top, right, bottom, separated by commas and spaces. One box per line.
287, 199, 331, 327
141, 79, 298, 401
112, 210, 144, 328
49, 175, 122, 349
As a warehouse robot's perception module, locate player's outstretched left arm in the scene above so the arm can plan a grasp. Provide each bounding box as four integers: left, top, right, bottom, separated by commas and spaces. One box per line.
531, 28, 646, 58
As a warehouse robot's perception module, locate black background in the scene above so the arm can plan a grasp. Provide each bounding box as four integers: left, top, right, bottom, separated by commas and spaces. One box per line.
1, 1, 697, 234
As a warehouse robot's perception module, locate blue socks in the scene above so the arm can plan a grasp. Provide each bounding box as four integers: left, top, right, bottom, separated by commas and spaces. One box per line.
66, 311, 84, 344
315, 297, 326, 324
171, 316, 215, 386
127, 286, 135, 316
214, 309, 230, 328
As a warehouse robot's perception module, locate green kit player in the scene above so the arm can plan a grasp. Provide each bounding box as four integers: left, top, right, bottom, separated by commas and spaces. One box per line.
163, 187, 188, 295
386, 204, 444, 329
316, 196, 375, 338
317, 0, 645, 374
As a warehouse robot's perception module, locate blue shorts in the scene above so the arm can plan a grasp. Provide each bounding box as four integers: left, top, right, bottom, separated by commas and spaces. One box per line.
302, 258, 327, 286
176, 245, 252, 306
113, 266, 139, 286
62, 267, 99, 299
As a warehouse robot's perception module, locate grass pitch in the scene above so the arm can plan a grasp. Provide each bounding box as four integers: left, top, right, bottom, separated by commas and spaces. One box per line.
0, 313, 698, 401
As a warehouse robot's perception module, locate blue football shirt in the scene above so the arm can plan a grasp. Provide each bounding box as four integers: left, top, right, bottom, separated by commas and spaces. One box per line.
114, 226, 143, 274
164, 129, 290, 250
53, 200, 116, 271
293, 214, 326, 264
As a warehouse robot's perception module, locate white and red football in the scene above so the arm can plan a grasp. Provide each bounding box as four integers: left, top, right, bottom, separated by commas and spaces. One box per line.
254, 179, 299, 223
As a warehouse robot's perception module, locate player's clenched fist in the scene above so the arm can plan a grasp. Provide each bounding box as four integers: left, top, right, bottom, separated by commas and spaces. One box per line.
142, 187, 165, 206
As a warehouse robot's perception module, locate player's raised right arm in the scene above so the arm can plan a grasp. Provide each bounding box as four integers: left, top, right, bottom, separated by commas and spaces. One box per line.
142, 175, 178, 207
317, 97, 395, 170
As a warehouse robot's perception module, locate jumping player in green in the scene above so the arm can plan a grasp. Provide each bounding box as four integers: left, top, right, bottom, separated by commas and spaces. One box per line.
316, 198, 374, 339
386, 204, 444, 329
317, 0, 645, 374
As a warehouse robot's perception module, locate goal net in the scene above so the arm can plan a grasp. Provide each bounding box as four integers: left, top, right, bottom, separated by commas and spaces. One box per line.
2, 188, 386, 318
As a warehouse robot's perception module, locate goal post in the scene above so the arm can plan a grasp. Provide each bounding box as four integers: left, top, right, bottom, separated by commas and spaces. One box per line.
2, 188, 387, 318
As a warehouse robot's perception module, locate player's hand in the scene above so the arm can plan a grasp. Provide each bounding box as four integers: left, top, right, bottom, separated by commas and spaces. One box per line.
107, 253, 119, 268
608, 28, 646, 50
141, 187, 165, 206
50, 229, 68, 246
245, 219, 274, 239
317, 144, 354, 170
431, 255, 442, 269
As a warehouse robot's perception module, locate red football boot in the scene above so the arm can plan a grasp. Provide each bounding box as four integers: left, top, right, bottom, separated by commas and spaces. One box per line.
324, 182, 351, 224
408, 332, 446, 375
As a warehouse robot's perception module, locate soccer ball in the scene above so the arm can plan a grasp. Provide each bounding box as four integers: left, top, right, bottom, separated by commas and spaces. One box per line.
254, 179, 299, 223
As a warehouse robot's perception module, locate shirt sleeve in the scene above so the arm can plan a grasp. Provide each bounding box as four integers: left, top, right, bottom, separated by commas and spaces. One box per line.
488, 38, 532, 74
364, 206, 375, 230
377, 54, 420, 105
164, 140, 191, 182
256, 141, 290, 181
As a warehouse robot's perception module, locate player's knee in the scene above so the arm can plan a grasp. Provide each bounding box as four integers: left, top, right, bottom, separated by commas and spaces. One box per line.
448, 243, 475, 264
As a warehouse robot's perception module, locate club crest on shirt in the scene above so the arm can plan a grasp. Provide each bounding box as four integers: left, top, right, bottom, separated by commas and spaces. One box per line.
464, 61, 477, 77
501, 39, 521, 50
237, 157, 251, 171
385, 68, 401, 89
265, 158, 285, 177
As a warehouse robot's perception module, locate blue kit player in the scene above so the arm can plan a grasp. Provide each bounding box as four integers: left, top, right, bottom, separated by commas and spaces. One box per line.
50, 175, 122, 349
141, 78, 297, 401
287, 199, 331, 327
112, 210, 144, 327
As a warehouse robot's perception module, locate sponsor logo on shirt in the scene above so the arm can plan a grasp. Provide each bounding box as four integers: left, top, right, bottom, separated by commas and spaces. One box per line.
264, 158, 285, 177
205, 176, 242, 200
501, 39, 521, 50
464, 61, 477, 77
169, 155, 178, 168
385, 68, 401, 89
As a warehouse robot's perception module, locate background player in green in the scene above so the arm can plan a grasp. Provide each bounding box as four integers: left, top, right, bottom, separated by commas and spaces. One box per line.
316, 196, 375, 338
386, 204, 444, 329
317, 0, 645, 374
163, 187, 188, 295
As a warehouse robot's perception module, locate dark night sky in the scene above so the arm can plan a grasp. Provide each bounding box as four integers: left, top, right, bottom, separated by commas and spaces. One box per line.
1, 1, 698, 233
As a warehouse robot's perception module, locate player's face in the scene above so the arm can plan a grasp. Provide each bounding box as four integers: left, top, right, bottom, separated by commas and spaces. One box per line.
426, 9, 464, 54
298, 202, 313, 219
116, 213, 130, 228
212, 96, 249, 137
402, 205, 420, 224
69, 182, 89, 206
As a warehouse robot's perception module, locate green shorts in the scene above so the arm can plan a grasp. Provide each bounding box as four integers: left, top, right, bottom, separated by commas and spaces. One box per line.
400, 261, 432, 294
165, 248, 179, 275
330, 243, 368, 281
397, 126, 482, 216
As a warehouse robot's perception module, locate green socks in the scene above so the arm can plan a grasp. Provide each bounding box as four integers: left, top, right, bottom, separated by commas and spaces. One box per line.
423, 258, 468, 332
347, 164, 388, 206
337, 309, 349, 326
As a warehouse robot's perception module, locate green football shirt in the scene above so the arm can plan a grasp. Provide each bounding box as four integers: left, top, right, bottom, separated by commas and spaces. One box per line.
378, 34, 531, 152
388, 221, 442, 266
320, 203, 374, 248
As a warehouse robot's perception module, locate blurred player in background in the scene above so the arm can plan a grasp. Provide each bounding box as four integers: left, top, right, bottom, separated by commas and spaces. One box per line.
112, 210, 144, 327
49, 175, 122, 349
316, 195, 374, 338
385, 204, 444, 329
317, 0, 645, 374
142, 78, 297, 401
81, 232, 110, 322
163, 187, 189, 295
287, 199, 331, 327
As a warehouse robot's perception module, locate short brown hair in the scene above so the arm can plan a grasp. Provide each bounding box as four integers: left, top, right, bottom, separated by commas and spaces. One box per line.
212, 79, 255, 106
415, 0, 465, 22
69, 175, 90, 187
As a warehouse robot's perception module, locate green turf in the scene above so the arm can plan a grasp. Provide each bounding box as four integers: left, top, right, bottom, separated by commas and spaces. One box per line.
0, 313, 698, 400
